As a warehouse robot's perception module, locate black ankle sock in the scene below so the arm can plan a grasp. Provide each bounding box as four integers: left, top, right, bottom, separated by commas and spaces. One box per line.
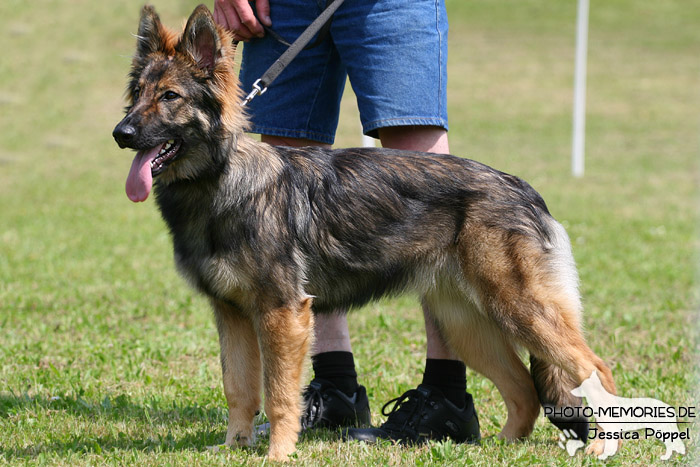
311, 351, 359, 397
421, 358, 468, 408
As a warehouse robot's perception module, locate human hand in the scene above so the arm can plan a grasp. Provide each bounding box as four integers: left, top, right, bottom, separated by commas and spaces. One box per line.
213, 0, 271, 41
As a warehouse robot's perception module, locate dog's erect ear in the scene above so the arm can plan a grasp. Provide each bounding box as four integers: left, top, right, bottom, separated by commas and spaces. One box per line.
136, 5, 167, 57
180, 4, 222, 73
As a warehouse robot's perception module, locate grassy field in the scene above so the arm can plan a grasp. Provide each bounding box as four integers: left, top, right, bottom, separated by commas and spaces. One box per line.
1, 0, 698, 465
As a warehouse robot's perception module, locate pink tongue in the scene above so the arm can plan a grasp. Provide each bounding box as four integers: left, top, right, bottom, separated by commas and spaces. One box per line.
125, 145, 161, 202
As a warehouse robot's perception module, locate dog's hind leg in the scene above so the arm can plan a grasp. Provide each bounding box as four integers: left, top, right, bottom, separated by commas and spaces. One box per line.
254, 296, 314, 462
459, 222, 617, 455
426, 296, 540, 440
212, 299, 262, 448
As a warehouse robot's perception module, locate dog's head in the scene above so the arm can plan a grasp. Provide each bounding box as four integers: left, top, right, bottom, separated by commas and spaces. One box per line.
113, 4, 244, 202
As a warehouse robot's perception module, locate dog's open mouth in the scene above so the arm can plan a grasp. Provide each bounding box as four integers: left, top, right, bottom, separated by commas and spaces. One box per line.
125, 139, 182, 203
151, 139, 182, 175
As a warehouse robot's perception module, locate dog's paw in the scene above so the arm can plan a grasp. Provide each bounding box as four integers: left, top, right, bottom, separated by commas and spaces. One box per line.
223, 423, 256, 448
558, 429, 585, 456
227, 433, 254, 448
208, 433, 255, 454
268, 442, 296, 462
585, 438, 620, 460
585, 438, 605, 458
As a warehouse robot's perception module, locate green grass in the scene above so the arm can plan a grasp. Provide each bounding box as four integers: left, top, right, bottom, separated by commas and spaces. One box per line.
1, 0, 698, 465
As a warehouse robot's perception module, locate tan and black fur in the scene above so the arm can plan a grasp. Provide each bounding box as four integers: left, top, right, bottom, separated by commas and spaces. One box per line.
113, 5, 617, 461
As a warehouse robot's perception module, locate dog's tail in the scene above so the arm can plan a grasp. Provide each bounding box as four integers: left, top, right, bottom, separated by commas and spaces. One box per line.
530, 355, 590, 442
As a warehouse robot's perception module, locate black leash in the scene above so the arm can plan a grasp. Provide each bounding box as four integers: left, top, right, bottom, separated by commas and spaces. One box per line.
241, 0, 345, 106
257, 0, 335, 51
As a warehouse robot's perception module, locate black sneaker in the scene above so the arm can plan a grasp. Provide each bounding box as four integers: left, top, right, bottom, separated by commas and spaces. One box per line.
301, 378, 371, 430
343, 384, 480, 444
255, 379, 371, 437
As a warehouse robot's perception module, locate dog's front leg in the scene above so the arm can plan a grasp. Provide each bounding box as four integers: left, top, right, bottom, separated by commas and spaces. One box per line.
254, 297, 314, 462
212, 299, 262, 448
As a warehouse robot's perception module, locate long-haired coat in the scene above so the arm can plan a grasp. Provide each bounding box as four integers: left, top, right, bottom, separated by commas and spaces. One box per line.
113, 5, 617, 461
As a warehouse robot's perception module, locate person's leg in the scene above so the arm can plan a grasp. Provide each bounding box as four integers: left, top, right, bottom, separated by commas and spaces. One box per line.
262, 133, 353, 354
311, 312, 352, 354
262, 134, 352, 361
261, 135, 370, 430
376, 126, 456, 363
341, 126, 480, 444
379, 125, 469, 404
377, 125, 449, 154
236, 0, 366, 432
260, 135, 330, 148
331, 0, 479, 442
266, 128, 458, 380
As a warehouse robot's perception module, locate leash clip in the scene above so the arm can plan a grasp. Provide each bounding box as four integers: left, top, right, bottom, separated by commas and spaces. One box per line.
241, 79, 267, 106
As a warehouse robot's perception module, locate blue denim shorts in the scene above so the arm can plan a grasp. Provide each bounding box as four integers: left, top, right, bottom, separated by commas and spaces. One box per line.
240, 0, 449, 144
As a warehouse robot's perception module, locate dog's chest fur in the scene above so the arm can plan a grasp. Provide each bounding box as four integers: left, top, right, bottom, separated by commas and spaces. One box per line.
153, 176, 257, 307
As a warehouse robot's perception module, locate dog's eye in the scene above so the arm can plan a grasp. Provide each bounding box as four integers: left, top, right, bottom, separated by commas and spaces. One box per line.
161, 91, 180, 101
133, 87, 140, 101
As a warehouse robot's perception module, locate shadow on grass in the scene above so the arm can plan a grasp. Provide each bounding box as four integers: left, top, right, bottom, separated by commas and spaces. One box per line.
1, 430, 233, 459
0, 392, 273, 459
0, 392, 576, 460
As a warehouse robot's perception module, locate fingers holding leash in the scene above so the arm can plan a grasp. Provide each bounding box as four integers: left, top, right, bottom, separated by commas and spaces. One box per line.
214, 0, 271, 41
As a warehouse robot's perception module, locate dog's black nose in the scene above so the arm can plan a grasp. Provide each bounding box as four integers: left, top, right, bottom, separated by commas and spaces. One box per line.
113, 121, 137, 148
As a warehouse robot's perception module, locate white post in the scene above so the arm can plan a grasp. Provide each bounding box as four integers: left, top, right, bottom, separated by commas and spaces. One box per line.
362, 133, 376, 147
572, 0, 589, 177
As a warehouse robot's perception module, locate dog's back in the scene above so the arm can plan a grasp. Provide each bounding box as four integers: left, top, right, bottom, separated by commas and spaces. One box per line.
271, 145, 555, 312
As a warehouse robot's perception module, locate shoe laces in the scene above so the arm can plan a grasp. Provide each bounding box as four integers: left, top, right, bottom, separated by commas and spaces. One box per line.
380, 388, 429, 434
301, 383, 325, 430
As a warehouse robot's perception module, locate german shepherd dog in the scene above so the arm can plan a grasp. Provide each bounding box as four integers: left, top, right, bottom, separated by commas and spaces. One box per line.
113, 5, 617, 461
